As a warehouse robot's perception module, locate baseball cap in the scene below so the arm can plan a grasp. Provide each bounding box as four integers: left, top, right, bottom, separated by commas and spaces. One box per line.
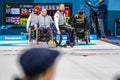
34, 5, 41, 11
19, 48, 60, 77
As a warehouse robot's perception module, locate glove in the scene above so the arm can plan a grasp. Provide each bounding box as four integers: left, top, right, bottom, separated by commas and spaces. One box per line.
88, 2, 92, 5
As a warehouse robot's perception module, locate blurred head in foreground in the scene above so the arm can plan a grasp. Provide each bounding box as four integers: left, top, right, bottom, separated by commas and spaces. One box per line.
18, 48, 60, 80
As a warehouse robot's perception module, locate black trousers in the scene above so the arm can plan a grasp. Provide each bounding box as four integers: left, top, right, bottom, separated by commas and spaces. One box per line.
59, 25, 74, 43
39, 27, 51, 39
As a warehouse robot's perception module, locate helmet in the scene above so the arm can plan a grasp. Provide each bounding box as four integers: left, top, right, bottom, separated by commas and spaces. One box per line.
78, 9, 84, 14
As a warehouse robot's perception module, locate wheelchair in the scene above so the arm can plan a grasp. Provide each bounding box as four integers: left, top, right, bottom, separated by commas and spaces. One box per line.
72, 18, 90, 45
52, 25, 75, 47
28, 26, 53, 44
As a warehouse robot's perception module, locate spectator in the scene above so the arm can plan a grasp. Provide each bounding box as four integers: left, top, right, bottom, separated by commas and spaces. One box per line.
89, 0, 107, 39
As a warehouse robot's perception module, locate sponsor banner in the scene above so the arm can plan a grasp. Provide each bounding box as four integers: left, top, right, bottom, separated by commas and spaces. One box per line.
56, 35, 67, 40
0, 35, 27, 40
56, 34, 97, 40
90, 34, 97, 40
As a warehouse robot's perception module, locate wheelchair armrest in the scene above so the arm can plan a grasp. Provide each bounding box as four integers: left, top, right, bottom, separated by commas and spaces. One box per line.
60, 30, 66, 32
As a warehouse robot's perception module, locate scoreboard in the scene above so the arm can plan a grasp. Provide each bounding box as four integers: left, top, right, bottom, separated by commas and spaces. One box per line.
3, 3, 72, 27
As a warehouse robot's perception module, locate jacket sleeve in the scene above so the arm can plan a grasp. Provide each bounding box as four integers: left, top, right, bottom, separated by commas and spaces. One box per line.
54, 13, 60, 31
84, 17, 89, 29
50, 16, 54, 24
64, 13, 67, 25
26, 14, 31, 29
92, 4, 101, 9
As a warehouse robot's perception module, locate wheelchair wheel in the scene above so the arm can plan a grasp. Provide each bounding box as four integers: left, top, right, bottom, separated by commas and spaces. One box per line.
53, 34, 62, 47
75, 37, 79, 45
28, 28, 36, 43
36, 29, 39, 44
86, 38, 89, 44
54, 34, 74, 47
36, 29, 50, 44
28, 28, 31, 42
85, 31, 90, 44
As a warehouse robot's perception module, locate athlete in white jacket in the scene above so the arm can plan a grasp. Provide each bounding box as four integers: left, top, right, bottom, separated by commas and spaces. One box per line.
54, 4, 74, 44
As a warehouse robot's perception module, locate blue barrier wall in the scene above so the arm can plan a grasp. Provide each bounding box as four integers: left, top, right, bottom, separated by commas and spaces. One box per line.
106, 0, 120, 35
107, 11, 120, 35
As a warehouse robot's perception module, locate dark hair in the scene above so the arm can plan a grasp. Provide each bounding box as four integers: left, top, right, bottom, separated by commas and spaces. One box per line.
102, 0, 104, 2
14, 76, 36, 80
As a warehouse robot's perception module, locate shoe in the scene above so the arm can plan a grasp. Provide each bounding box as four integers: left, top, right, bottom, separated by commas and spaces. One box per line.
70, 42, 75, 47
100, 38, 104, 40
100, 38, 108, 41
